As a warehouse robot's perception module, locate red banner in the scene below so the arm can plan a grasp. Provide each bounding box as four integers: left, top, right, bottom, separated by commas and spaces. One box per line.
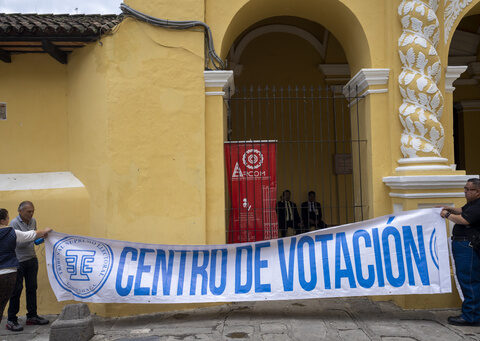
225, 141, 278, 243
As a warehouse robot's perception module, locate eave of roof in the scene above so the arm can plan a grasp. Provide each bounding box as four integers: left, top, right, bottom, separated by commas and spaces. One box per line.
0, 13, 122, 64
0, 13, 122, 37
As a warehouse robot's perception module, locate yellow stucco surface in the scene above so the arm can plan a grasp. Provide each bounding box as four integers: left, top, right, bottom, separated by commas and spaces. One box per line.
67, 19, 209, 248
0, 54, 68, 173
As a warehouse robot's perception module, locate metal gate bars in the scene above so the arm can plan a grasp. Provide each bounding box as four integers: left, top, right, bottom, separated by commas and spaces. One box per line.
225, 85, 366, 243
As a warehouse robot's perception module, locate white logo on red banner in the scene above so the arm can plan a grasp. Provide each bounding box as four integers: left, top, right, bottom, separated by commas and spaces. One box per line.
225, 142, 278, 242
242, 149, 264, 169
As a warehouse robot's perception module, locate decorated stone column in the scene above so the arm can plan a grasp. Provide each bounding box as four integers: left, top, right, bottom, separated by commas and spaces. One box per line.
384, 2, 476, 215
397, 0, 450, 171
380, 5, 480, 297
204, 70, 234, 244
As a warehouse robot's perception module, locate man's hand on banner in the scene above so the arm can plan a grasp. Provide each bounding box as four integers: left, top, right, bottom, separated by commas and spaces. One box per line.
37, 228, 53, 239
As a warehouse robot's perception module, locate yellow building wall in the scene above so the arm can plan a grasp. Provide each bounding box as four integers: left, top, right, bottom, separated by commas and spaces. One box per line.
65, 13, 215, 314
64, 10, 209, 245
0, 54, 94, 316
0, 54, 68, 173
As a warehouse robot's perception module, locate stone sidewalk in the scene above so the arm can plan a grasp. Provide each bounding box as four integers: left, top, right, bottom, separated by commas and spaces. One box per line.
1, 297, 480, 340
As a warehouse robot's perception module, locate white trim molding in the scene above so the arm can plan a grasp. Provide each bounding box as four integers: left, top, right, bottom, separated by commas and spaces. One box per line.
205, 91, 225, 96
342, 68, 389, 103
383, 174, 478, 189
389, 192, 465, 199
0, 172, 85, 191
204, 70, 235, 98
395, 156, 451, 171
445, 65, 468, 92
383, 174, 479, 199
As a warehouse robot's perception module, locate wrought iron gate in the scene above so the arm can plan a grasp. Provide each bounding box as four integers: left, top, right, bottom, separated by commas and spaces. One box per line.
225, 85, 366, 242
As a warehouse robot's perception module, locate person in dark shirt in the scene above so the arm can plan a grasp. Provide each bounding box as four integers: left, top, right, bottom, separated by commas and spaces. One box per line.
276, 190, 301, 237
441, 178, 480, 326
0, 208, 52, 332
301, 191, 327, 232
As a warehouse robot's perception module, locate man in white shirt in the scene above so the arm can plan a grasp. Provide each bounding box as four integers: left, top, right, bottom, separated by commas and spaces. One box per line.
7, 201, 49, 332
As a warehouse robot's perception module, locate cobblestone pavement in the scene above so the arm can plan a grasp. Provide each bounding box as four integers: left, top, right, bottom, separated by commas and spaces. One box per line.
1, 297, 480, 340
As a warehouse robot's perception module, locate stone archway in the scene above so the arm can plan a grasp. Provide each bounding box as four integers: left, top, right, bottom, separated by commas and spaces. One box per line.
215, 0, 373, 74
228, 23, 330, 77
446, 1, 480, 175
222, 13, 370, 240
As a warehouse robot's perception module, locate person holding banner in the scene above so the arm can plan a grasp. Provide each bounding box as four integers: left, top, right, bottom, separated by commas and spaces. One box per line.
441, 178, 480, 327
7, 201, 51, 331
276, 190, 301, 237
0, 208, 52, 331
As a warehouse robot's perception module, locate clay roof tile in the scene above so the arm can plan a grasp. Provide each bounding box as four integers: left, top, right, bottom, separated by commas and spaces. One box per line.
0, 13, 122, 38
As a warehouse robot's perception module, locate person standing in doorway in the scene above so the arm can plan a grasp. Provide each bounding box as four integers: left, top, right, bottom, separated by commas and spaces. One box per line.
301, 191, 327, 232
7, 201, 49, 332
441, 178, 480, 326
276, 190, 301, 237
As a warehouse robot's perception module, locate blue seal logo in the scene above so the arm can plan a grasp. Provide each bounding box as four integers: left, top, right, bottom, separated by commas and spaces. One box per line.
52, 236, 114, 298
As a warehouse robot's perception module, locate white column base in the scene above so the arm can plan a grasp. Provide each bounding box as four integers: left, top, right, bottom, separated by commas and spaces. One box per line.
395, 157, 452, 171
383, 174, 479, 199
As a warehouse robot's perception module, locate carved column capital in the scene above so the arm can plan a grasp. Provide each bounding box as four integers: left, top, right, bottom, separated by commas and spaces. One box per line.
342, 68, 389, 105
204, 70, 235, 98
445, 65, 468, 93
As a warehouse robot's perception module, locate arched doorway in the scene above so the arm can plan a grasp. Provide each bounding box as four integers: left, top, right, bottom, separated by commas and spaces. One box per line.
224, 16, 365, 242
448, 8, 480, 175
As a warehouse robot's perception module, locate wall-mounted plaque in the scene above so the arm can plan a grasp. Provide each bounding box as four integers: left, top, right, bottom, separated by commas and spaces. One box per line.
0, 103, 6, 120
334, 153, 352, 174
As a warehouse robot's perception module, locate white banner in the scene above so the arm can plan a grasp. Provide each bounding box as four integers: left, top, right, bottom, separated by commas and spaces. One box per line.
45, 208, 451, 303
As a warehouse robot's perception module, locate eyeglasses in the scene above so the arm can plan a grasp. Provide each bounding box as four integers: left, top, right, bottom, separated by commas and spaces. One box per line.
464, 187, 478, 192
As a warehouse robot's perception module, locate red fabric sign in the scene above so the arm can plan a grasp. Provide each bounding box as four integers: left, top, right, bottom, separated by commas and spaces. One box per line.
225, 141, 278, 243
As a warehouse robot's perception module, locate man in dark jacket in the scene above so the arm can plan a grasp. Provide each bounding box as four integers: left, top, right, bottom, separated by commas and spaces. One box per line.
301, 191, 327, 232
441, 178, 480, 326
276, 190, 301, 237
0, 208, 51, 331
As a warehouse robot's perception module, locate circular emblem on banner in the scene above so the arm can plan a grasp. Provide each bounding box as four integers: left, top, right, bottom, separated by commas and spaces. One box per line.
52, 236, 114, 298
242, 149, 264, 169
